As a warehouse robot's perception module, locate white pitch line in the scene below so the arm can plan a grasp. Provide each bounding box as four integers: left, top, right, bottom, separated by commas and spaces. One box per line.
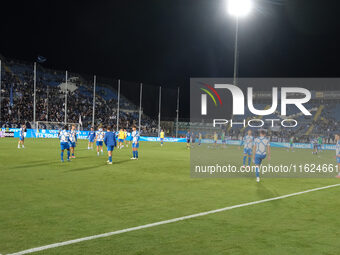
6, 183, 340, 255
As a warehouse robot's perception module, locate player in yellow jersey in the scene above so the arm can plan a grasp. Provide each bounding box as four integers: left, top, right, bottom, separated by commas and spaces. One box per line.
118, 129, 125, 149
213, 132, 218, 148
160, 129, 165, 146
124, 129, 129, 148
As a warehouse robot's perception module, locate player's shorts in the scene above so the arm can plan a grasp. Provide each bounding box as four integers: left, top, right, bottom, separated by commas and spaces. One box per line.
254, 154, 266, 165
96, 141, 103, 146
186, 139, 190, 143
290, 143, 293, 147
60, 142, 70, 150
127, 136, 132, 141
336, 157, 340, 164
118, 139, 124, 143
132, 142, 139, 148
222, 140, 226, 144
107, 145, 114, 151
244, 148, 252, 156
313, 144, 318, 149
160, 138, 164, 142
69, 142, 76, 148
89, 138, 94, 143
19, 136, 24, 141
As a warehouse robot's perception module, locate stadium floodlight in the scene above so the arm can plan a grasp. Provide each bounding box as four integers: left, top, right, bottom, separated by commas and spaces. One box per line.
227, 0, 253, 17
226, 0, 253, 86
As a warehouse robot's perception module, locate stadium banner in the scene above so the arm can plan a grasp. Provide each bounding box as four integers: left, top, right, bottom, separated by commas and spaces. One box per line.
139, 136, 186, 143
3, 128, 187, 143
3, 128, 336, 151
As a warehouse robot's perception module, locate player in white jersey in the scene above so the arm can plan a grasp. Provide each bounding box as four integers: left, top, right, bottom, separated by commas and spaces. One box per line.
95, 126, 105, 156
18, 124, 26, 149
252, 130, 270, 182
131, 126, 140, 160
335, 134, 340, 178
59, 125, 71, 162
241, 130, 254, 167
69, 125, 77, 158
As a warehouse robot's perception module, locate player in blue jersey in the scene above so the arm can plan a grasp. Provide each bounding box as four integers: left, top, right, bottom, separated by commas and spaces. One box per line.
87, 127, 95, 150
335, 134, 340, 178
104, 126, 116, 165
131, 126, 140, 160
96, 126, 105, 156
59, 125, 71, 162
18, 124, 26, 149
241, 130, 254, 167
186, 131, 191, 149
252, 130, 270, 182
69, 125, 77, 158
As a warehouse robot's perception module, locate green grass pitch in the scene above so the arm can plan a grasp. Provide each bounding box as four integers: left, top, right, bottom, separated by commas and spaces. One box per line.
1, 138, 340, 254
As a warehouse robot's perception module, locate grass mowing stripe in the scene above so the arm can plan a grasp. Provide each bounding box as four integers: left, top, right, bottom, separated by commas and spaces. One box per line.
6, 183, 340, 255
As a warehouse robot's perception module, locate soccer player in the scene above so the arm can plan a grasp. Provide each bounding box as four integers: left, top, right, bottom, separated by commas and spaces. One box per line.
118, 129, 125, 149
96, 126, 105, 156
59, 125, 71, 162
191, 132, 196, 145
312, 137, 318, 155
131, 126, 140, 160
124, 129, 129, 148
198, 132, 202, 146
69, 125, 77, 158
288, 136, 294, 152
318, 136, 323, 152
335, 134, 340, 178
221, 131, 226, 148
18, 124, 26, 149
186, 131, 191, 149
252, 130, 270, 182
104, 126, 116, 165
87, 127, 95, 150
160, 129, 165, 146
213, 132, 218, 147
241, 130, 254, 167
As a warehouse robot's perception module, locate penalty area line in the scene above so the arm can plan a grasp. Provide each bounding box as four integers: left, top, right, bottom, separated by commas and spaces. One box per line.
6, 183, 340, 255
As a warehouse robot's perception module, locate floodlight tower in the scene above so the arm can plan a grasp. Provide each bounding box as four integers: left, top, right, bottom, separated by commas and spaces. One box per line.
227, 0, 253, 86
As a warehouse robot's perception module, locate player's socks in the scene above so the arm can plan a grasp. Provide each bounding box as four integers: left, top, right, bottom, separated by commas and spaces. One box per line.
255, 166, 260, 179
67, 151, 70, 160
22, 145, 24, 148
109, 156, 112, 163
248, 157, 251, 166
243, 156, 247, 165
136, 151, 138, 158
61, 151, 64, 161
97, 152, 99, 156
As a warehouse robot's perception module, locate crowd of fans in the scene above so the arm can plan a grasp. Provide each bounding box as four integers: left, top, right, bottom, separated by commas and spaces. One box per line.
0, 60, 158, 135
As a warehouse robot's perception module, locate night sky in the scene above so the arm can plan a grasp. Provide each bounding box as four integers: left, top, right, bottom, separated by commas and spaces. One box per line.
1, 0, 340, 117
